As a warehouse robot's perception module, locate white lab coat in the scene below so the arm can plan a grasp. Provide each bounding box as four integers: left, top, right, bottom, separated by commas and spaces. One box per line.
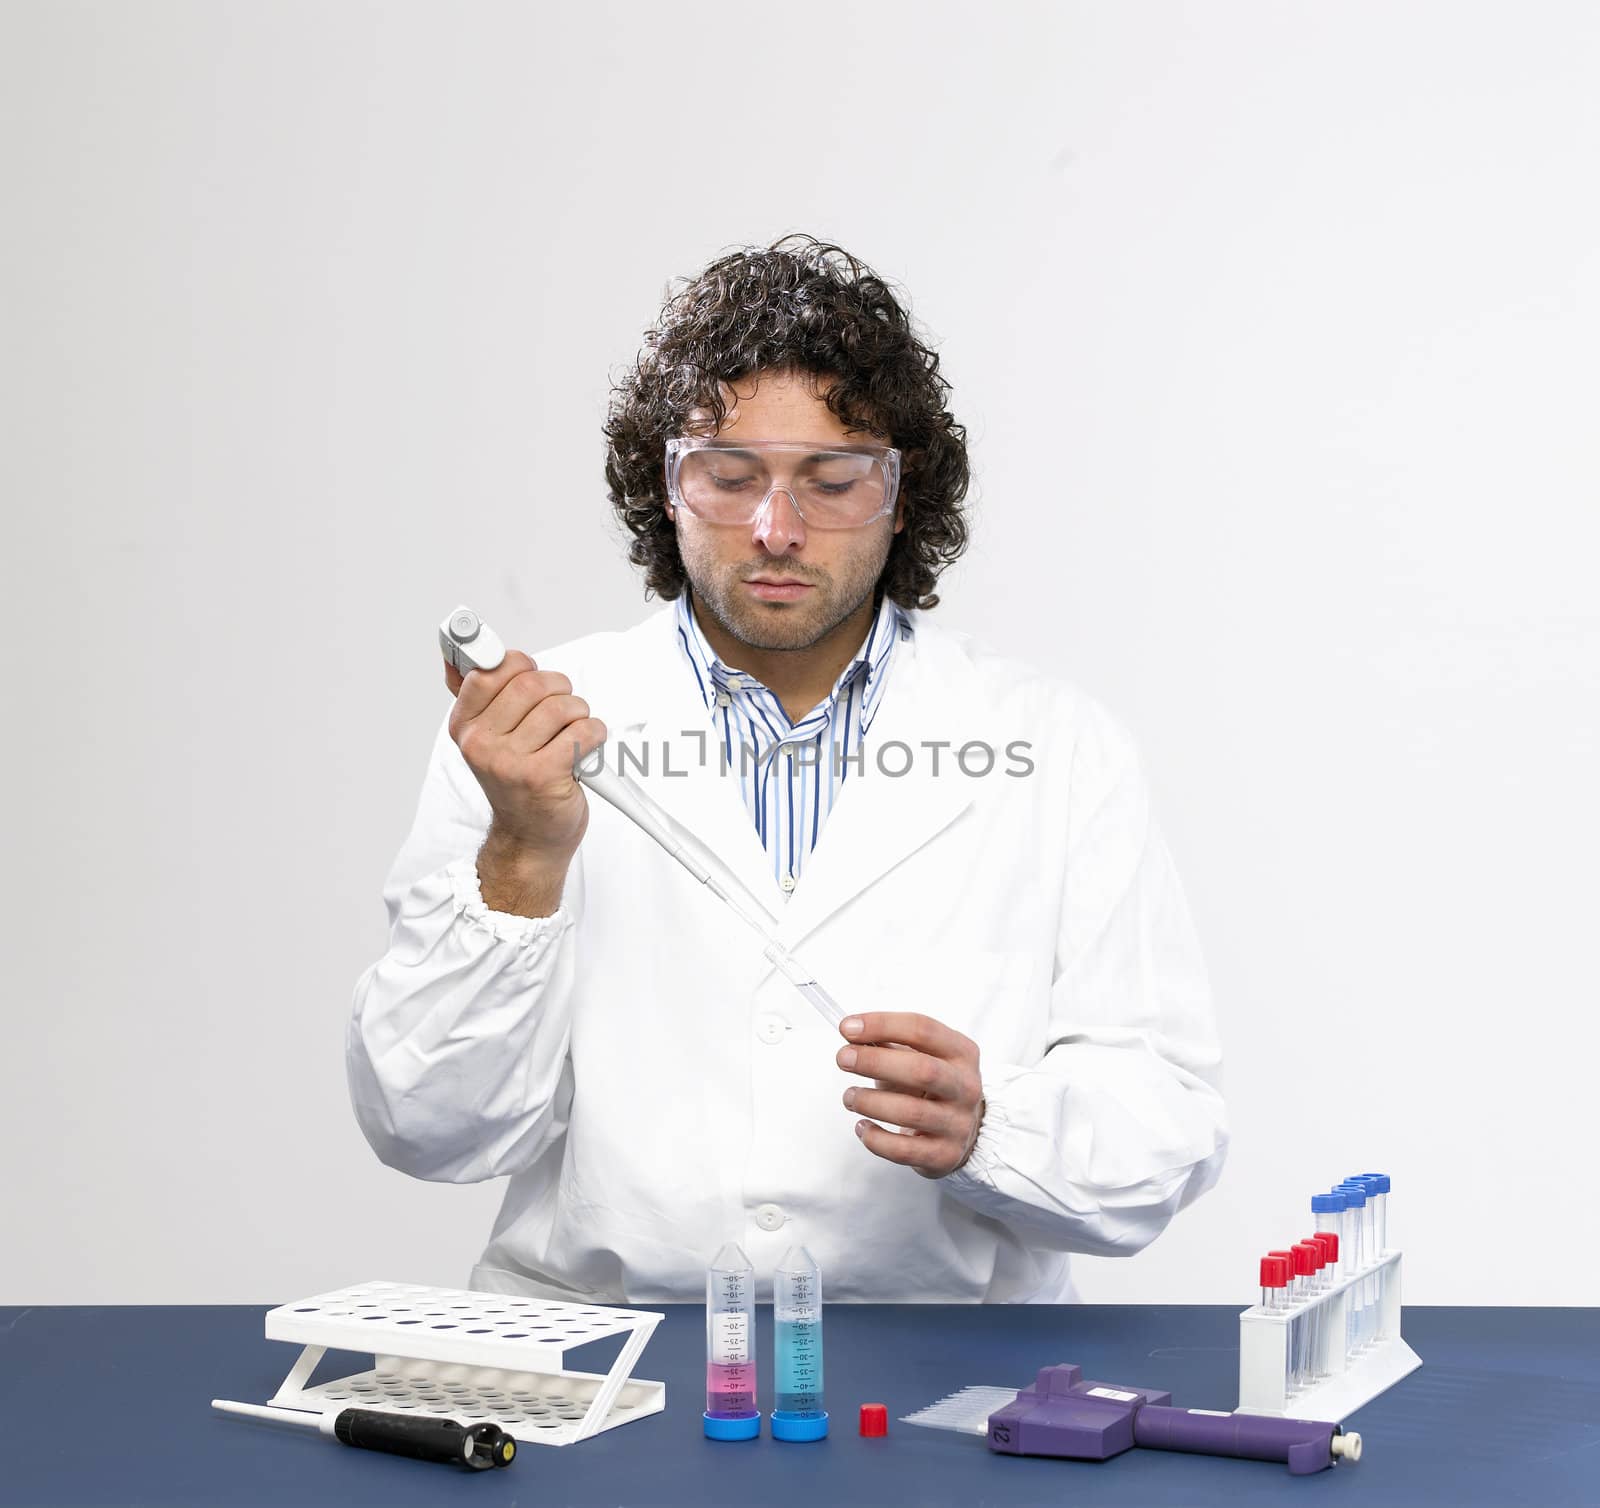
347, 603, 1227, 1304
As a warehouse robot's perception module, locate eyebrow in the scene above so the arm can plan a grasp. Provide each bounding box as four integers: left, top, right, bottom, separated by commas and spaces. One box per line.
708, 447, 848, 464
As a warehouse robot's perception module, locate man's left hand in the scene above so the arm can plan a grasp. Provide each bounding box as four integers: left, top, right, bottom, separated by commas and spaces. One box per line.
837, 1013, 985, 1179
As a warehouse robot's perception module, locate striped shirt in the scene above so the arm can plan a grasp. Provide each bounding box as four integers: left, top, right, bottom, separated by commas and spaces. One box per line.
672, 589, 911, 896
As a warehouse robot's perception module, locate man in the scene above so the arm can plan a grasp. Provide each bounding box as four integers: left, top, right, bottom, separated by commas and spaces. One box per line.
348, 234, 1227, 1304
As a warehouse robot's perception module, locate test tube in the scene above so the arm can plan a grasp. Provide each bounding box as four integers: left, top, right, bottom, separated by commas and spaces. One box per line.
1337, 1182, 1371, 1351
1358, 1173, 1392, 1337
1293, 1242, 1324, 1383
1268, 1247, 1303, 1389
1304, 1237, 1338, 1378
1360, 1172, 1391, 1254
1344, 1177, 1378, 1271
703, 1243, 760, 1440
771, 1246, 829, 1441
1312, 1192, 1346, 1274
1259, 1254, 1290, 1314
1259, 1255, 1292, 1399
1311, 1226, 1340, 1339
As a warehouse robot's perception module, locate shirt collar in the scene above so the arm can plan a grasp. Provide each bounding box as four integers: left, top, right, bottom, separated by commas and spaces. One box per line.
673, 588, 910, 716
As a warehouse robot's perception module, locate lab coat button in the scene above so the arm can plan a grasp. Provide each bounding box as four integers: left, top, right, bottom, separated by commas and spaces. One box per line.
715, 691, 732, 708
780, 873, 796, 893
756, 1013, 788, 1045
754, 1204, 786, 1232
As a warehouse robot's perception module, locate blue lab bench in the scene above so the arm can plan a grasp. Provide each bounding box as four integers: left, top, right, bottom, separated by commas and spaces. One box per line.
1, 1304, 1594, 1505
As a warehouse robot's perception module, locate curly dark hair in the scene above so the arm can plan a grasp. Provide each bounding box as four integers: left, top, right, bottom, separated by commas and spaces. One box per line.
603, 234, 970, 611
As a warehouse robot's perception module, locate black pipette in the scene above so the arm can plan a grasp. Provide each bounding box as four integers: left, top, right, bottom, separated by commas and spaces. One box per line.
211, 1398, 516, 1470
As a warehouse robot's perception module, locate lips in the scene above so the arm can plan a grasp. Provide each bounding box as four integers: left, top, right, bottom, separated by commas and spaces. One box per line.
745, 578, 814, 601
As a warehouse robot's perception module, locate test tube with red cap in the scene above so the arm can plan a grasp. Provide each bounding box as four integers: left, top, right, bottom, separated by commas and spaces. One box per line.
1310, 1231, 1341, 1365
1258, 1255, 1293, 1396
1259, 1254, 1291, 1315
1292, 1242, 1325, 1382
1301, 1238, 1338, 1378
1267, 1248, 1305, 1390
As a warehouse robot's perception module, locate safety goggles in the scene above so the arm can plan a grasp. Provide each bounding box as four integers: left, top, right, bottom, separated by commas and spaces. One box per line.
664, 437, 901, 529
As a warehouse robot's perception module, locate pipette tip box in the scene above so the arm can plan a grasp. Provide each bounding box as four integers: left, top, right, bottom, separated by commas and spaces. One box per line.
254, 1279, 665, 1447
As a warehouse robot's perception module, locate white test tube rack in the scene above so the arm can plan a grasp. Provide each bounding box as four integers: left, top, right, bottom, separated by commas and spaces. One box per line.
252, 1280, 666, 1447
1238, 1249, 1421, 1420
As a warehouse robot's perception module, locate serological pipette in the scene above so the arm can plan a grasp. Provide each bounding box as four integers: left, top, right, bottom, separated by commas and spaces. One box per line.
439, 605, 847, 1029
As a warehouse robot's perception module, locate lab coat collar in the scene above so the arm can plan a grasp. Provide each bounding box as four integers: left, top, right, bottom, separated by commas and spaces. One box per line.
602, 602, 981, 952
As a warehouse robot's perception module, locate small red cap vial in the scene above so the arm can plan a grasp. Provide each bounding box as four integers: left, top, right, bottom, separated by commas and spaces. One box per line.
859, 1403, 889, 1437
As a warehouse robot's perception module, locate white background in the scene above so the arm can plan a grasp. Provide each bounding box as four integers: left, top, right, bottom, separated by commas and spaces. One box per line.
3, 1, 1596, 1306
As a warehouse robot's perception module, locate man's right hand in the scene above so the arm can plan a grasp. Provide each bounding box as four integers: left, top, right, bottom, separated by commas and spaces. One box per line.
445, 650, 608, 915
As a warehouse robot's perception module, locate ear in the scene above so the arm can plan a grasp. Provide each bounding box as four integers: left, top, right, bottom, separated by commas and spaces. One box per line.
892, 498, 906, 534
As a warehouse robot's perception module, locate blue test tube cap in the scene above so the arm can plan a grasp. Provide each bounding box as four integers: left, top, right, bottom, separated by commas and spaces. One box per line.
703, 1411, 762, 1441
770, 1410, 830, 1442
1335, 1182, 1367, 1206
1312, 1192, 1346, 1214
1361, 1172, 1392, 1193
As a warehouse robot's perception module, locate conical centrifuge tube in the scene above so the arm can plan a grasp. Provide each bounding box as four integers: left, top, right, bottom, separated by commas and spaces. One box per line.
771, 1246, 829, 1442
703, 1243, 760, 1440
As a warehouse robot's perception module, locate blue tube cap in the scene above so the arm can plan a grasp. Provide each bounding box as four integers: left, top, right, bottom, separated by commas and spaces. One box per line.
1362, 1172, 1392, 1193
703, 1411, 761, 1441
1336, 1183, 1367, 1206
1312, 1192, 1346, 1213
771, 1410, 830, 1442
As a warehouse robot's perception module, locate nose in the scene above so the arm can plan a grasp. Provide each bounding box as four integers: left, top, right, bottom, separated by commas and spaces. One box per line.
751, 482, 807, 555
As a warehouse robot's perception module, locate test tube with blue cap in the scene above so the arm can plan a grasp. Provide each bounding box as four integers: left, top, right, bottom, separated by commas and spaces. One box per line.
1344, 1176, 1378, 1267
771, 1246, 829, 1441
1336, 1181, 1371, 1351
704, 1244, 760, 1440
1312, 1191, 1346, 1271
1352, 1174, 1392, 1337
1360, 1172, 1392, 1254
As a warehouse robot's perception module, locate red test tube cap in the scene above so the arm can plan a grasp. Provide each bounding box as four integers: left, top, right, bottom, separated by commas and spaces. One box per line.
859, 1404, 889, 1437
1260, 1256, 1289, 1286
1312, 1231, 1340, 1263
1292, 1243, 1316, 1276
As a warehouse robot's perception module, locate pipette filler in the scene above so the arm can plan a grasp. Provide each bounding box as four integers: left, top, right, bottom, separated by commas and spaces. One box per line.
211, 1398, 516, 1470
901, 1363, 1362, 1476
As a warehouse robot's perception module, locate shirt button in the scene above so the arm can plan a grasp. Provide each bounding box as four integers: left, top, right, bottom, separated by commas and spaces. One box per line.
754, 1204, 786, 1232
780, 873, 796, 893
715, 691, 732, 707
756, 1013, 788, 1045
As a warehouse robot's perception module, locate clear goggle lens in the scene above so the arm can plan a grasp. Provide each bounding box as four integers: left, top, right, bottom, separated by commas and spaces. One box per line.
667, 440, 899, 528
